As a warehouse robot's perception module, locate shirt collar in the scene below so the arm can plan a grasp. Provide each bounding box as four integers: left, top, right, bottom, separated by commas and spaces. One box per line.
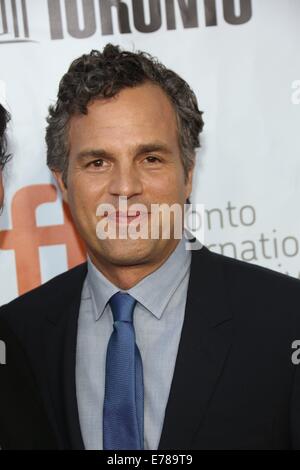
87, 235, 191, 321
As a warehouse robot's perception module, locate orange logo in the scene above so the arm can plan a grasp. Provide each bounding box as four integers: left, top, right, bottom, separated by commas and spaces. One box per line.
0, 184, 86, 295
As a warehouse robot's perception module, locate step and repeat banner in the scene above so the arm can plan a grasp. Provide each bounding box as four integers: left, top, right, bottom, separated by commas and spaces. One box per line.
0, 0, 299, 305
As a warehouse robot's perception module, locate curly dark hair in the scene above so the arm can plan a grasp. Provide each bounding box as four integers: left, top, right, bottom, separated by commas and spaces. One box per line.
0, 104, 11, 170
46, 43, 204, 185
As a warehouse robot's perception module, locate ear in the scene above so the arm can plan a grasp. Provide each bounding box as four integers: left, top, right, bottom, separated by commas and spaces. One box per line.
52, 170, 68, 204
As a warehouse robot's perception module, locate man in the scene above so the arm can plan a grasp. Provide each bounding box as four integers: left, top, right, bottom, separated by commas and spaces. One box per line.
0, 101, 56, 449
1, 43, 300, 450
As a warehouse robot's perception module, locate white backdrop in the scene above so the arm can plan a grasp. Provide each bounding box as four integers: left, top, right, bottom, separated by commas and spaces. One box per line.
0, 0, 299, 305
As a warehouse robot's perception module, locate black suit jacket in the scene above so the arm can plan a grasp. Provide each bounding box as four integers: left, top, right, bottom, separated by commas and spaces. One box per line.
0, 318, 56, 449
1, 245, 300, 450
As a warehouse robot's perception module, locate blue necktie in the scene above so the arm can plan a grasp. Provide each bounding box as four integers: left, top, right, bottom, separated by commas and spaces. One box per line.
103, 292, 144, 450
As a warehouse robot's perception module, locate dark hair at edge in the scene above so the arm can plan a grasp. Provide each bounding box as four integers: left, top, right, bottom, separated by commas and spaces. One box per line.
0, 104, 11, 170
46, 43, 204, 187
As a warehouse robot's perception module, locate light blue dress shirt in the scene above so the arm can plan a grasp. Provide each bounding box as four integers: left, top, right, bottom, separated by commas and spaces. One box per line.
76, 236, 191, 450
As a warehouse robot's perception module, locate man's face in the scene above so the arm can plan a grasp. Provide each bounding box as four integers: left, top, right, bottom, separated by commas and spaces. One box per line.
55, 82, 194, 268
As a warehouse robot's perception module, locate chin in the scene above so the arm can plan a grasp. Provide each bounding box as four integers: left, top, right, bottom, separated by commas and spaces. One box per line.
97, 239, 156, 264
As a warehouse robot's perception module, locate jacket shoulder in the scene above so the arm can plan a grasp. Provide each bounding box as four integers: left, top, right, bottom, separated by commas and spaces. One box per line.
203, 248, 300, 319
210, 249, 300, 289
0, 263, 87, 326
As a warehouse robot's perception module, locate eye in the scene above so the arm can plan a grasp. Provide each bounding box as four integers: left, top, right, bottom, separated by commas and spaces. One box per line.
88, 159, 106, 168
144, 155, 161, 164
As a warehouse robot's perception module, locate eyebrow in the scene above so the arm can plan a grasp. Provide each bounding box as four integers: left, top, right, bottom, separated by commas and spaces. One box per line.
76, 142, 173, 161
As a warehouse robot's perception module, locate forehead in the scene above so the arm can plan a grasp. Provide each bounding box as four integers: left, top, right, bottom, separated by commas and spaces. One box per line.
68, 82, 179, 150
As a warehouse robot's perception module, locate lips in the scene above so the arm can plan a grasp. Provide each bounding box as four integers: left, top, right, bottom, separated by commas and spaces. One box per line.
116, 211, 140, 217
106, 210, 149, 224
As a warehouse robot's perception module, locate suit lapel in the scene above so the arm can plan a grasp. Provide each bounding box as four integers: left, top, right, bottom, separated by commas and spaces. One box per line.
44, 264, 87, 450
158, 247, 233, 449
63, 289, 86, 450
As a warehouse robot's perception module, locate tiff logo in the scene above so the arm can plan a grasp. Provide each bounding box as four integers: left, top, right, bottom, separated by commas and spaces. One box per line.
0, 184, 86, 295
0, 0, 34, 43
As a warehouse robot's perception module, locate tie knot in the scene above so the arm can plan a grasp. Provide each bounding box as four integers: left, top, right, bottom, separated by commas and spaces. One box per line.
109, 292, 137, 323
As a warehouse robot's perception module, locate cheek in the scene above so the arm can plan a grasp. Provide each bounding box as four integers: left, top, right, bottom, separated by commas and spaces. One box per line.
67, 181, 101, 220
146, 172, 186, 200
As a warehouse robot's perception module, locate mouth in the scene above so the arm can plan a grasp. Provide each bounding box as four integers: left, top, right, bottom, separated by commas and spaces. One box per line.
106, 210, 149, 224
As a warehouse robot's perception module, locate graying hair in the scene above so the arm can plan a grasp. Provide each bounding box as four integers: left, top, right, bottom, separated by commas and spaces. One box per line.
46, 43, 204, 185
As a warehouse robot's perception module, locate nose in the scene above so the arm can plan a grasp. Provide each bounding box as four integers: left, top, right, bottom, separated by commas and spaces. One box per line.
108, 162, 143, 199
